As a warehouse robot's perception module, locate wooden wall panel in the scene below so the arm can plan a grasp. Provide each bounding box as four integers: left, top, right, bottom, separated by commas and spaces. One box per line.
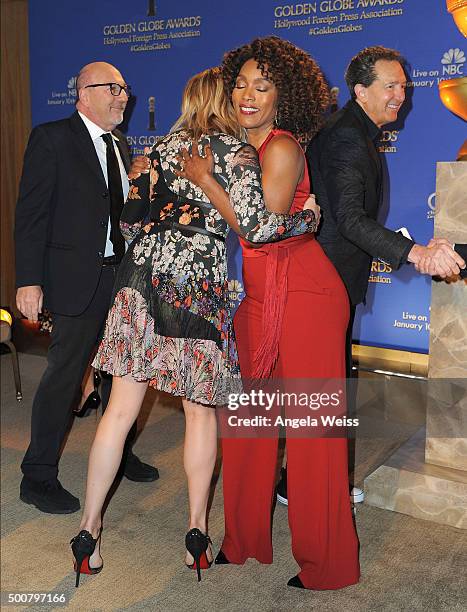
1, 0, 31, 311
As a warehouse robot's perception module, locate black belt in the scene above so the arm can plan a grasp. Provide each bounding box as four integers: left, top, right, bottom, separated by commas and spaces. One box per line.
153, 220, 225, 243
102, 255, 121, 266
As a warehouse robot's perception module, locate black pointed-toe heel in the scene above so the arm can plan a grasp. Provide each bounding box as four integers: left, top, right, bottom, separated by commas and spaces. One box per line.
70, 529, 103, 588
93, 370, 101, 388
185, 528, 212, 582
287, 575, 305, 589
74, 371, 101, 418
214, 549, 231, 565
73, 391, 101, 417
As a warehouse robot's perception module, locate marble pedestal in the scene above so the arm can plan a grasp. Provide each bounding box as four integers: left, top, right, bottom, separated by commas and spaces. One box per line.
364, 429, 467, 528
364, 162, 467, 528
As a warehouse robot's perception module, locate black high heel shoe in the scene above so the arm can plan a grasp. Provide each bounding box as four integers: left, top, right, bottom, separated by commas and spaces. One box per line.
287, 575, 305, 589
214, 549, 230, 565
185, 528, 212, 582
74, 371, 101, 418
70, 529, 103, 588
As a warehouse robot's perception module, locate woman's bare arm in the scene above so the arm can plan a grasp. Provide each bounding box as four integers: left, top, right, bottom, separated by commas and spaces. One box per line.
259, 135, 304, 213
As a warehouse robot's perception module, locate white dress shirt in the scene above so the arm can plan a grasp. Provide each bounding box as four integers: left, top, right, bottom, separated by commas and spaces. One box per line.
78, 111, 129, 256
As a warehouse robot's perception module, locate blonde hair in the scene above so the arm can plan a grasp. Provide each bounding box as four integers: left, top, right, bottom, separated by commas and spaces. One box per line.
171, 67, 244, 140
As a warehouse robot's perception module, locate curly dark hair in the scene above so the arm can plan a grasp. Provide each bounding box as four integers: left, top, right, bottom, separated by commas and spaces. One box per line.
222, 36, 330, 143
345, 46, 406, 100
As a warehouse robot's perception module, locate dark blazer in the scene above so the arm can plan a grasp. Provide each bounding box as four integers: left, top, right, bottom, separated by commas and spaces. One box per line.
454, 244, 467, 278
306, 100, 414, 306
15, 111, 130, 316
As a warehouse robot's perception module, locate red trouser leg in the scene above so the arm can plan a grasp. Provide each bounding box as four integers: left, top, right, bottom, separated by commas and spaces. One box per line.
221, 436, 278, 564
287, 437, 360, 589
221, 294, 278, 563
280, 271, 360, 589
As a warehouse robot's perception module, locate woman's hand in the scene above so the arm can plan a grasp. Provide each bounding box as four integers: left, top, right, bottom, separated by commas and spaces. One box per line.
128, 147, 151, 180
175, 139, 214, 189
303, 194, 321, 227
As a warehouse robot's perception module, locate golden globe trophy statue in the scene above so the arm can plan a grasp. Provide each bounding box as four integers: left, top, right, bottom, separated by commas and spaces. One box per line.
440, 0, 467, 159
446, 0, 467, 36
148, 0, 156, 17
148, 97, 156, 131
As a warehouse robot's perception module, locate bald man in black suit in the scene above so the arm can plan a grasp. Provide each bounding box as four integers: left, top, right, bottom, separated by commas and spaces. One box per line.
15, 62, 159, 515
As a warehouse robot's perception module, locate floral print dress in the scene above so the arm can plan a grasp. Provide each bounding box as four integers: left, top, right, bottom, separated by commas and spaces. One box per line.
93, 130, 316, 405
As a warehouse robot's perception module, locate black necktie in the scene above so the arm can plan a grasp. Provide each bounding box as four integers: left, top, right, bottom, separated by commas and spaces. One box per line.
101, 133, 125, 262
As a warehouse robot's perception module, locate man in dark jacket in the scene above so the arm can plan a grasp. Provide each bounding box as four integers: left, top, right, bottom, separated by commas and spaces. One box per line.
277, 46, 465, 507
308, 46, 463, 307
15, 62, 158, 515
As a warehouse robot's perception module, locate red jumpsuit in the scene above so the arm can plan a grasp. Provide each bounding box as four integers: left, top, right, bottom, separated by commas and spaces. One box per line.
219, 129, 360, 589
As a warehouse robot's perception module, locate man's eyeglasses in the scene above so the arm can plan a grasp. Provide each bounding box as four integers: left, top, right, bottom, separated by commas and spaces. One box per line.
84, 83, 132, 96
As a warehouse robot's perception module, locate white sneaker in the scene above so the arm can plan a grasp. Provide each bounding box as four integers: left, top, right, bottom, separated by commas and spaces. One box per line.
350, 487, 364, 503
276, 468, 288, 506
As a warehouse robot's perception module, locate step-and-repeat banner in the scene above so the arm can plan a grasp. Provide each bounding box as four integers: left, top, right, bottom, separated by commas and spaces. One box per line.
28, 1, 464, 353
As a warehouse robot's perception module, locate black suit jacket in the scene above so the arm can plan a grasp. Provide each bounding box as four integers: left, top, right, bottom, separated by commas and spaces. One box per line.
15, 111, 130, 316
454, 244, 467, 278
306, 100, 414, 306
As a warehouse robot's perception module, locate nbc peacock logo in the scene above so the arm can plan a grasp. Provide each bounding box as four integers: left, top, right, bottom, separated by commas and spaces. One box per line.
67, 76, 77, 98
228, 279, 244, 304
441, 48, 465, 77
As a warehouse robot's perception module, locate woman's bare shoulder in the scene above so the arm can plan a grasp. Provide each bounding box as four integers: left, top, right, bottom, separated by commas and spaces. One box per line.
267, 133, 302, 154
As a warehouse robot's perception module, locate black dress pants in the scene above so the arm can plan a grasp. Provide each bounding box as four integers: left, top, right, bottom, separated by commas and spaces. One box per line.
21, 265, 137, 482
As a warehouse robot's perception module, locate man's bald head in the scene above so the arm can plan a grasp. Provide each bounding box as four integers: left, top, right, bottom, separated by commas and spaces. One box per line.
76, 62, 119, 91
76, 61, 129, 132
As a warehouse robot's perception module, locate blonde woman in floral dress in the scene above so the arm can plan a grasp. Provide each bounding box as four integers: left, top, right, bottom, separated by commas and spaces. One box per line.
69, 67, 317, 586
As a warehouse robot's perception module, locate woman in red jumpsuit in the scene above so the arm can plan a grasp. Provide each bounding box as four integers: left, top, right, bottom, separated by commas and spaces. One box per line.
181, 37, 360, 590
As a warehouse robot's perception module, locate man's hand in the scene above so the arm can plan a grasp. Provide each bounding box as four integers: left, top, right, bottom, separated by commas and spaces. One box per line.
175, 140, 214, 189
16, 285, 43, 322
408, 239, 466, 278
128, 147, 151, 180
420, 238, 467, 277
303, 194, 321, 227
